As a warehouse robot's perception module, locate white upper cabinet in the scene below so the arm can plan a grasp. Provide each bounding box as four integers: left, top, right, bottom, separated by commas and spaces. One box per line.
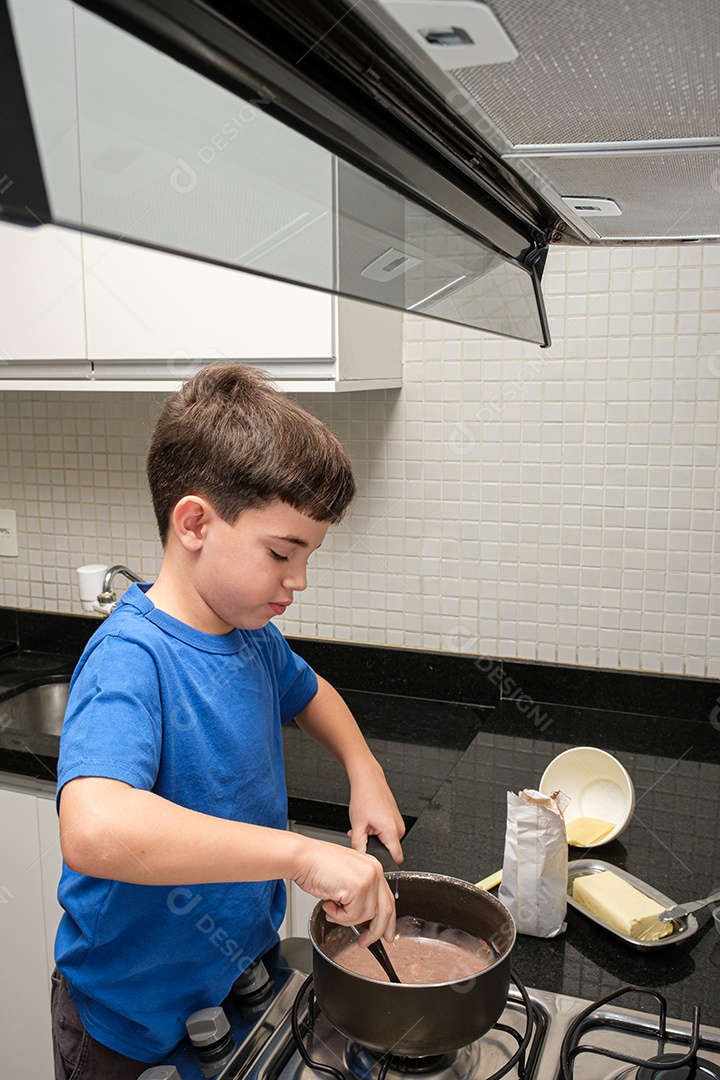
82, 236, 402, 392
0, 221, 402, 392
0, 220, 88, 376
2, 0, 402, 392
83, 236, 335, 363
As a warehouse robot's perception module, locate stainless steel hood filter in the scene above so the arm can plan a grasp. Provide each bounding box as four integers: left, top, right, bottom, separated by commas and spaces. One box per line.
371, 0, 720, 243
510, 150, 720, 242
448, 1, 718, 146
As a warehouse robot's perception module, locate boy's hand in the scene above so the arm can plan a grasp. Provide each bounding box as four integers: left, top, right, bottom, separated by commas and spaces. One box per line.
292, 837, 397, 944
347, 761, 406, 867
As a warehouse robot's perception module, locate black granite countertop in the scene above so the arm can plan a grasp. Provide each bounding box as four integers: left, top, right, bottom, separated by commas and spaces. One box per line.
1, 609, 719, 1028
282, 694, 720, 1028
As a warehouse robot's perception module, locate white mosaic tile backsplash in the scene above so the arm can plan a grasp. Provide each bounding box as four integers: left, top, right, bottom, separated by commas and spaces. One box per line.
1, 243, 719, 678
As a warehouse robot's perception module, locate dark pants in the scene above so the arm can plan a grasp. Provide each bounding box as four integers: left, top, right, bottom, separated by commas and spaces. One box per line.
51, 969, 154, 1080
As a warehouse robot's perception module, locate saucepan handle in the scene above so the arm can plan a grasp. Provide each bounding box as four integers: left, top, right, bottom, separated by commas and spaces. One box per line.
366, 834, 401, 873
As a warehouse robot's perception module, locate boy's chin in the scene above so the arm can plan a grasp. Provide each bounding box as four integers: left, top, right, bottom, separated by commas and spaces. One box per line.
234, 612, 274, 631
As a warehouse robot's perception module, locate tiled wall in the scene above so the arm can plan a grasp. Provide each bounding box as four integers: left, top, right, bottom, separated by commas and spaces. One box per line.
1, 243, 719, 677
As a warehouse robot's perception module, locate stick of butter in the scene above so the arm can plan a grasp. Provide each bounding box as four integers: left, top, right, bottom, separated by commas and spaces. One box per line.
566, 817, 615, 846
572, 870, 675, 941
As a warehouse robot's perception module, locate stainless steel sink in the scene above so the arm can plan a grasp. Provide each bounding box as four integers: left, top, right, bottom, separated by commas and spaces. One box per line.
1, 681, 70, 737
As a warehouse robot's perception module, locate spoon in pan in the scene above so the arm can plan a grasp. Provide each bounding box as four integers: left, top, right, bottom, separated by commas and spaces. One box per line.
351, 835, 403, 981
350, 924, 402, 983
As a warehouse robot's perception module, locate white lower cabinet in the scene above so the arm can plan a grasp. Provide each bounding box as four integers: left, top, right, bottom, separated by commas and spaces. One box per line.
281, 821, 351, 939
0, 777, 63, 1077
0, 785, 345, 1071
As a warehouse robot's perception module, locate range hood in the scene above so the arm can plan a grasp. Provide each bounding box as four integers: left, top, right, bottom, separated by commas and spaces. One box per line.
1, 0, 556, 346
4, 1, 716, 350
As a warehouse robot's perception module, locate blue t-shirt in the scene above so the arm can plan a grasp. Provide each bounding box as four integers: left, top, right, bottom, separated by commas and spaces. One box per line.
55, 583, 318, 1061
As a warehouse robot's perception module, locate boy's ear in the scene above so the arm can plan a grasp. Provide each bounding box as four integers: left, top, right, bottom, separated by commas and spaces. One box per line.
172, 495, 213, 550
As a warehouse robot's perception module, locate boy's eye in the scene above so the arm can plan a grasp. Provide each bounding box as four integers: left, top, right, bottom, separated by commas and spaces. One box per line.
270, 550, 289, 562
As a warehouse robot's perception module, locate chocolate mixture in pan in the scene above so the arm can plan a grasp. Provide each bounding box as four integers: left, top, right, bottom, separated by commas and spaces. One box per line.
334, 918, 496, 984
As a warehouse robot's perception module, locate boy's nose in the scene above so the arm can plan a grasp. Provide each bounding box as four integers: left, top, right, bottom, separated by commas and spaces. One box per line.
282, 565, 308, 592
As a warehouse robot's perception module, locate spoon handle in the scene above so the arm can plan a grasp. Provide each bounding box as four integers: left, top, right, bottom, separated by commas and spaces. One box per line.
367, 939, 402, 983
350, 924, 402, 983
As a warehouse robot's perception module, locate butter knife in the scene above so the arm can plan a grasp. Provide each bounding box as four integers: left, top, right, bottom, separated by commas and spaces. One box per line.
658, 887, 720, 922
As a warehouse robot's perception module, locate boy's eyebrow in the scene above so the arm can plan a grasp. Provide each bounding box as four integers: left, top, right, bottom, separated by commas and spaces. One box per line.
271, 534, 310, 548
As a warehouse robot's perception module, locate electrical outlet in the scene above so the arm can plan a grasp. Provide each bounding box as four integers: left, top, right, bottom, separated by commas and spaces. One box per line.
0, 508, 19, 557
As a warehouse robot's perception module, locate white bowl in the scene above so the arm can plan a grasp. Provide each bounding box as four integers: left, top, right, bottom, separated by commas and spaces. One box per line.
539, 746, 635, 847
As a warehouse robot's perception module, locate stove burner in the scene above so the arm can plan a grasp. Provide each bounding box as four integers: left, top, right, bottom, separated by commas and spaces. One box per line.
345, 1042, 456, 1077
636, 1053, 720, 1080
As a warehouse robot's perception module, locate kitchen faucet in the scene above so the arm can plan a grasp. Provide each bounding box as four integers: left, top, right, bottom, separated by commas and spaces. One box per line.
97, 565, 144, 612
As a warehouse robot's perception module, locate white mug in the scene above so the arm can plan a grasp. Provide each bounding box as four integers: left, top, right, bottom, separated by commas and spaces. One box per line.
76, 564, 108, 611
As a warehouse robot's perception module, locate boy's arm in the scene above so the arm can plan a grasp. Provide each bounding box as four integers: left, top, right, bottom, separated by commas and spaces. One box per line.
293, 675, 406, 866
59, 776, 396, 944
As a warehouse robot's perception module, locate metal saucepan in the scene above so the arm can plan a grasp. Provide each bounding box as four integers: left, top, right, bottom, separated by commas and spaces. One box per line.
309, 871, 515, 1056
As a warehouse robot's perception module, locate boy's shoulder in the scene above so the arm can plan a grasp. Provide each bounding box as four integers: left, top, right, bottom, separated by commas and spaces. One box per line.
80, 583, 159, 651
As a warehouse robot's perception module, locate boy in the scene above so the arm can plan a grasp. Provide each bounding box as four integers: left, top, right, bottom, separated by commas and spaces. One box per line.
52, 363, 405, 1079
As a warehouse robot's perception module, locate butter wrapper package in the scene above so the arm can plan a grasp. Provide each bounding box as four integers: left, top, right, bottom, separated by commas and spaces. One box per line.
498, 788, 569, 938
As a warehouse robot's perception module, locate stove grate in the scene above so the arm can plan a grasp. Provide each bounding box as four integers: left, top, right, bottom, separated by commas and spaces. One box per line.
560, 987, 703, 1080
288, 971, 541, 1080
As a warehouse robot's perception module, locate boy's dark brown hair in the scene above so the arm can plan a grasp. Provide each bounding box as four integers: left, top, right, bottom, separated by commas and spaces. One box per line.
147, 363, 356, 544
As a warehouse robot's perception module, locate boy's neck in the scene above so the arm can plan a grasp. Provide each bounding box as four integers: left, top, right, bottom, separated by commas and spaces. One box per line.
146, 560, 233, 636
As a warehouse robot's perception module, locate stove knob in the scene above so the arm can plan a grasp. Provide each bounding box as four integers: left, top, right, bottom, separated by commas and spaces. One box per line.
232, 958, 271, 1003
186, 1006, 230, 1048
137, 1068, 184, 1080
186, 1007, 235, 1077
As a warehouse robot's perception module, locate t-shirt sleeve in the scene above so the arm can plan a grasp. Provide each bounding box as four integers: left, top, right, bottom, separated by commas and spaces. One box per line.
57, 635, 164, 797
263, 624, 318, 723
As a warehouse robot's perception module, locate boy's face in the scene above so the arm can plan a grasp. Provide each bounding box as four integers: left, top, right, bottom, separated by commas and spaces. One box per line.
193, 500, 330, 633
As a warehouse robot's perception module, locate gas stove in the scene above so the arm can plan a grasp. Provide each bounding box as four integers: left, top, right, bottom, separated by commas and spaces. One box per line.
144, 943, 720, 1080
